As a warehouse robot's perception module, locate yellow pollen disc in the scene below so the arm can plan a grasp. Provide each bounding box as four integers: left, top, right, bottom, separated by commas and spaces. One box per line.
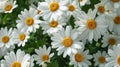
49, 20, 58, 28
108, 38, 116, 45
98, 56, 106, 63
37, 10, 41, 14
75, 53, 83, 62
25, 17, 34, 26
11, 61, 21, 67
86, 19, 97, 30
49, 2, 59, 12
68, 4, 75, 11
114, 16, 120, 24
2, 36, 9, 43
111, 0, 119, 2
4, 4, 12, 11
62, 37, 73, 47
117, 56, 120, 65
18, 34, 26, 41
41, 55, 49, 61
79, 0, 83, 2
98, 6, 105, 13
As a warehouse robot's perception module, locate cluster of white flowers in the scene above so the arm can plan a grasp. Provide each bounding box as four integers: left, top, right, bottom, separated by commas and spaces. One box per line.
0, 0, 120, 67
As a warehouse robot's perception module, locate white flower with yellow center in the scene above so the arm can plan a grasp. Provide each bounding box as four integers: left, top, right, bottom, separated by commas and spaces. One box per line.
78, 0, 90, 6
38, 0, 67, 21
102, 33, 120, 48
93, 51, 108, 67
107, 0, 120, 8
105, 44, 120, 67
16, 7, 42, 33
75, 9, 108, 42
105, 7, 120, 35
12, 28, 30, 47
1, 49, 32, 67
51, 26, 84, 57
33, 45, 54, 66
40, 18, 66, 35
0, 27, 15, 48
0, 0, 17, 13
65, 0, 81, 19
95, 0, 114, 15
69, 49, 92, 67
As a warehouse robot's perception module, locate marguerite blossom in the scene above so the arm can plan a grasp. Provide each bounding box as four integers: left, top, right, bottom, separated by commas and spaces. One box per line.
75, 9, 108, 42
105, 44, 120, 67
69, 48, 92, 67
107, 0, 120, 8
0, 0, 18, 13
33, 45, 54, 66
51, 26, 84, 57
40, 18, 66, 35
93, 51, 108, 67
37, 0, 67, 21
16, 7, 42, 33
0, 27, 15, 48
102, 33, 120, 48
12, 28, 30, 47
0, 49, 33, 67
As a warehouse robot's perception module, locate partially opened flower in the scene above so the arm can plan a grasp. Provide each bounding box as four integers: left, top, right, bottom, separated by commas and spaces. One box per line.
51, 26, 84, 57
1, 49, 32, 67
33, 45, 54, 66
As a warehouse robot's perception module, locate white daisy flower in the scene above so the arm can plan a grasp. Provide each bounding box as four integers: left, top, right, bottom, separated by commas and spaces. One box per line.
12, 28, 30, 47
75, 9, 108, 42
0, 0, 18, 13
65, 0, 81, 19
105, 7, 120, 34
107, 0, 120, 8
1, 49, 32, 67
0, 27, 15, 48
37, 0, 67, 21
16, 7, 42, 33
69, 49, 92, 67
102, 33, 120, 48
33, 45, 54, 66
95, 0, 114, 15
93, 51, 108, 67
40, 18, 66, 35
78, 0, 91, 6
0, 45, 14, 58
105, 44, 120, 67
51, 26, 84, 57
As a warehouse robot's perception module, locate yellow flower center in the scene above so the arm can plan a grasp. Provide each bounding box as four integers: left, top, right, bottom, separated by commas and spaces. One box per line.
68, 4, 75, 11
114, 16, 120, 24
75, 53, 83, 62
18, 34, 26, 41
2, 36, 9, 43
79, 0, 83, 2
98, 6, 105, 13
49, 2, 59, 12
25, 17, 34, 26
49, 20, 58, 28
111, 0, 120, 2
37, 10, 41, 14
108, 38, 116, 45
62, 37, 73, 47
41, 55, 49, 61
11, 61, 21, 67
4, 4, 12, 11
98, 56, 106, 63
86, 19, 97, 30
117, 56, 120, 65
